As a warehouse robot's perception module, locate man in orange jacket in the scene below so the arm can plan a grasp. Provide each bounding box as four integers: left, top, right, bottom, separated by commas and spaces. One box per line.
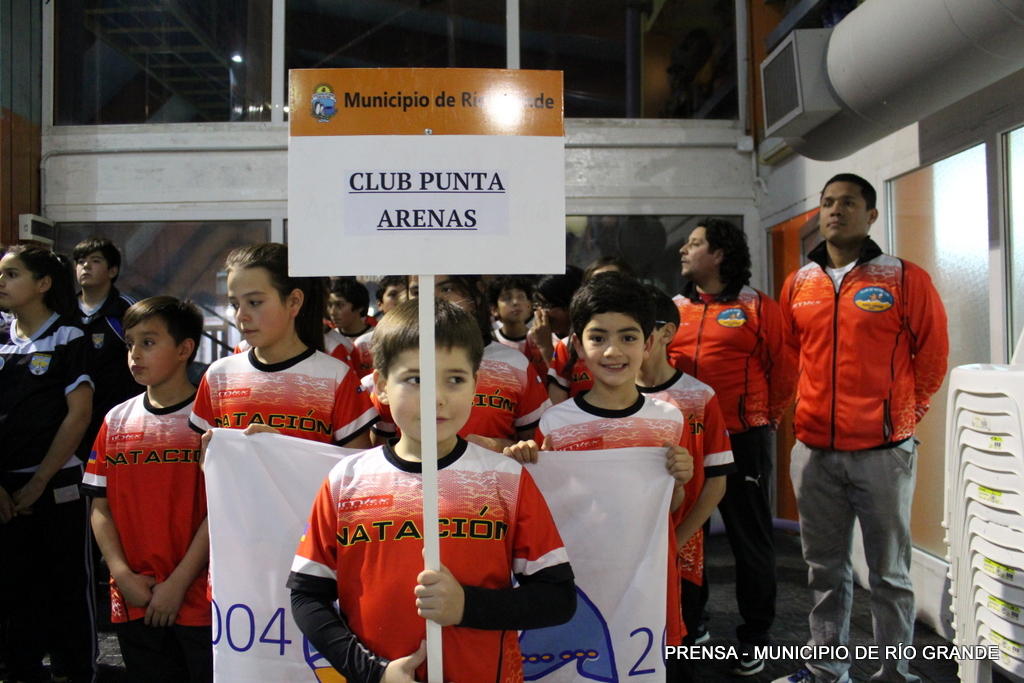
669, 217, 795, 677
774, 174, 948, 683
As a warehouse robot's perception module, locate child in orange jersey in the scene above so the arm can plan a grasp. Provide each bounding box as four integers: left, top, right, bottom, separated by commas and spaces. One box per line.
638, 285, 735, 681
370, 275, 549, 452
505, 272, 694, 652
488, 275, 548, 378
190, 243, 375, 449
83, 296, 212, 683
288, 299, 575, 683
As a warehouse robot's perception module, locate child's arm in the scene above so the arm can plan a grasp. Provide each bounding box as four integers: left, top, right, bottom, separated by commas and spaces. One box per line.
91, 498, 157, 608
664, 442, 694, 513
290, 587, 425, 683
13, 384, 92, 513
674, 475, 726, 549
146, 517, 210, 627
531, 311, 555, 366
416, 562, 576, 631
547, 382, 569, 405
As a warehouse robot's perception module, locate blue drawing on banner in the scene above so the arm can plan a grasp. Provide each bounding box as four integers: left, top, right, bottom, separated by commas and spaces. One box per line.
520, 587, 618, 682
304, 637, 344, 682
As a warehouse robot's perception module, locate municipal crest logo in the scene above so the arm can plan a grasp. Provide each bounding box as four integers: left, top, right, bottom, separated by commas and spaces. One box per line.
92, 333, 105, 349
311, 84, 337, 122
717, 308, 748, 327
854, 286, 894, 312
30, 353, 52, 376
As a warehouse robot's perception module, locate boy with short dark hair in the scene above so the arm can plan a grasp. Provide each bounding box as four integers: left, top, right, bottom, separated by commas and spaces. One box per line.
82, 296, 211, 683
375, 275, 406, 317
638, 284, 735, 680
73, 236, 143, 464
329, 278, 374, 377
288, 299, 576, 683
488, 275, 548, 378
505, 271, 695, 649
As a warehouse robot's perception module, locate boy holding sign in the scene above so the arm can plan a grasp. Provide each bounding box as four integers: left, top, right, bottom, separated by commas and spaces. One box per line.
504, 272, 696, 652
288, 299, 576, 683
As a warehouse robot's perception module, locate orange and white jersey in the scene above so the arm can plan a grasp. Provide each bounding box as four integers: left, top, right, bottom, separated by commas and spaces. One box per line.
546, 337, 593, 398
535, 392, 688, 644
639, 370, 735, 585
537, 393, 684, 451
235, 332, 360, 375
82, 393, 209, 626
324, 328, 361, 375
667, 284, 794, 434
190, 347, 376, 446
780, 239, 948, 451
494, 328, 549, 379
352, 328, 374, 378
289, 438, 569, 683
369, 342, 550, 442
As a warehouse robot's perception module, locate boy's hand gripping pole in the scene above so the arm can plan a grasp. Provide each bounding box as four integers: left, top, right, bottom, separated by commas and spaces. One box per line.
417, 275, 443, 682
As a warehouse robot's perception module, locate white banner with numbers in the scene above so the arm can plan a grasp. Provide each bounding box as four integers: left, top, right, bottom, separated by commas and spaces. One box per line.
524, 448, 672, 683
206, 430, 672, 682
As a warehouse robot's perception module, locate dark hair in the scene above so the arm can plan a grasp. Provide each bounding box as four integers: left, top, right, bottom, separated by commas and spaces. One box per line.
437, 275, 493, 345
123, 296, 204, 363
73, 237, 122, 284
376, 276, 406, 304
224, 243, 325, 353
570, 271, 655, 340
371, 298, 484, 378
822, 173, 877, 211
583, 256, 636, 282
3, 244, 77, 317
329, 278, 370, 317
645, 284, 679, 328
534, 266, 584, 309
698, 218, 752, 287
487, 275, 535, 308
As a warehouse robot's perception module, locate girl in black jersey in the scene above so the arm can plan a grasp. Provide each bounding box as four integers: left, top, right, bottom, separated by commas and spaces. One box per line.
0, 244, 97, 683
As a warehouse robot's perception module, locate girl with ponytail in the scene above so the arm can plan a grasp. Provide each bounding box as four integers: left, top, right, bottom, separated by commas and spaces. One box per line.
189, 243, 375, 449
0, 243, 98, 683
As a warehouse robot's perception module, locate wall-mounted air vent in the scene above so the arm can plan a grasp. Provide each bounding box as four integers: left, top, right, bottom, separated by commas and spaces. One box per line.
761, 29, 840, 139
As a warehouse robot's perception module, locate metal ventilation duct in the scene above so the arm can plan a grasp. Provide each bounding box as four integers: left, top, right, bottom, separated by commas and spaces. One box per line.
786, 0, 1024, 161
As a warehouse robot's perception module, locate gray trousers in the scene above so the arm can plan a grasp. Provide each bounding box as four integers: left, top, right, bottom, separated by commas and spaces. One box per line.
790, 439, 920, 683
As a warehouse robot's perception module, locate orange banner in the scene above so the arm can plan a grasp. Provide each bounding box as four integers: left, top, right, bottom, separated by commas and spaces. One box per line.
289, 68, 563, 137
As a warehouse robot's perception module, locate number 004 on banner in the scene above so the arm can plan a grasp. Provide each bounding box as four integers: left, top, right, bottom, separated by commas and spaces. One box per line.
288, 68, 565, 277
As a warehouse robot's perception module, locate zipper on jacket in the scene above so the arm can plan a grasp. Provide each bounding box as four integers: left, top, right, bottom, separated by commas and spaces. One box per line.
830, 276, 843, 451
883, 399, 892, 441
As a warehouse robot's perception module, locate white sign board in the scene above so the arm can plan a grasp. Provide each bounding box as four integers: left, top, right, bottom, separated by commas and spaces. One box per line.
287, 69, 565, 276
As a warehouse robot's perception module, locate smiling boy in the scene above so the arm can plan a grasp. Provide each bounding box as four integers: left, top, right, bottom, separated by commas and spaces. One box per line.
288, 299, 575, 683
505, 272, 695, 651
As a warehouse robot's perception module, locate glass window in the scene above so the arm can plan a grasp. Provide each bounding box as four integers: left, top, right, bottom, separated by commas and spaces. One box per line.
54, 1, 272, 124
1007, 126, 1024, 357
55, 220, 270, 367
567, 214, 743, 292
889, 143, 989, 557
286, 1, 507, 72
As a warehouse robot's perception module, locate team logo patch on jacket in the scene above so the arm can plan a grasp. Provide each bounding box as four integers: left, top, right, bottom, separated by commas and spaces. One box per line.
854, 286, 894, 312
92, 333, 105, 349
717, 308, 748, 327
30, 353, 52, 375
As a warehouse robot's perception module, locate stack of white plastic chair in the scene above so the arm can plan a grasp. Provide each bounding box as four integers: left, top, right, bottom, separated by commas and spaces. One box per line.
945, 330, 1024, 683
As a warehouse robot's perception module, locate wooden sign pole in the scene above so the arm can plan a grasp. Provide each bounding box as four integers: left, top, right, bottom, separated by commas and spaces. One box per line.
416, 275, 443, 682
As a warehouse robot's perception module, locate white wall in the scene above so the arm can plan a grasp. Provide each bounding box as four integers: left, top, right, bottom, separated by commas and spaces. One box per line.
41, 118, 764, 286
